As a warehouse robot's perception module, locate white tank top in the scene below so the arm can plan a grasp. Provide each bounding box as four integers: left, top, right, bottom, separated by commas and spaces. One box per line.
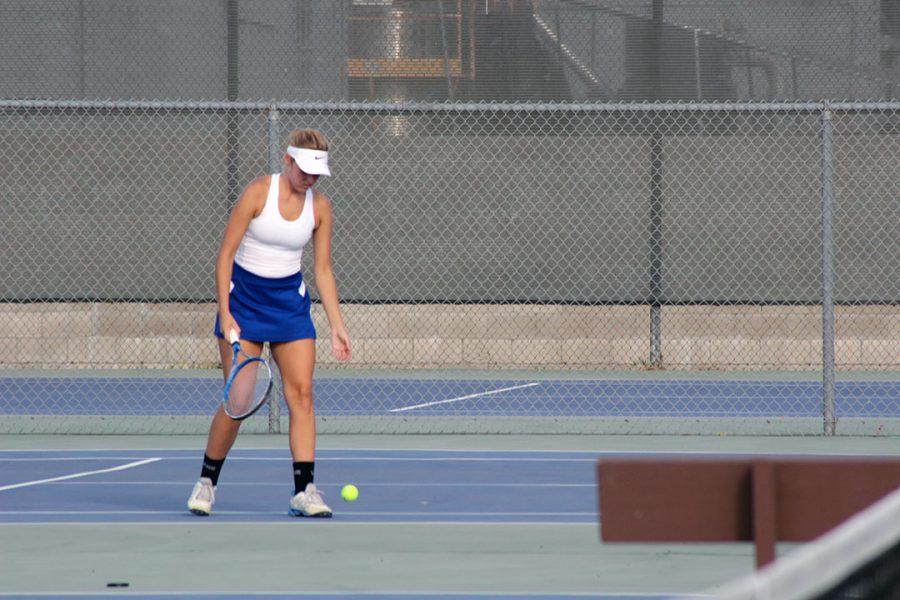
234, 174, 315, 278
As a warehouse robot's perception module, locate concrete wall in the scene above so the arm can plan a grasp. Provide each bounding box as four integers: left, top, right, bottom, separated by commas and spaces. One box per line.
2, 302, 896, 370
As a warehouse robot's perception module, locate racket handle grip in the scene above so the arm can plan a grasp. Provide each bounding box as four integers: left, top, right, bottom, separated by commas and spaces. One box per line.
228, 329, 240, 345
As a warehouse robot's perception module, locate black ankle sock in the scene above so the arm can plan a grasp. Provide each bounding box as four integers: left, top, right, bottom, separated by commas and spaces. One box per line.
293, 461, 314, 494
201, 454, 226, 486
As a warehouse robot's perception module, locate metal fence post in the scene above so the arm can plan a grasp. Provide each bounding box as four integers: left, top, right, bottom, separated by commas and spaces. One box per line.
820, 103, 837, 436
693, 29, 702, 101
268, 104, 281, 171
225, 0, 240, 212
437, 0, 455, 101
649, 132, 664, 367
267, 104, 282, 434
648, 0, 665, 368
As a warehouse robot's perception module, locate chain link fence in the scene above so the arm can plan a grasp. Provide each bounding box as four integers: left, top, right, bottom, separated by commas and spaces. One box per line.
1, 1, 897, 435
0, 100, 897, 435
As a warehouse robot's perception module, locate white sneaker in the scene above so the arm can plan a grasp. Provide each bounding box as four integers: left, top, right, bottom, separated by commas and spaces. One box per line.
289, 483, 333, 518
187, 477, 215, 516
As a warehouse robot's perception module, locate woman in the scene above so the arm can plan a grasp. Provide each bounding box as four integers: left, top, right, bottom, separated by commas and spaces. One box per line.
187, 128, 351, 517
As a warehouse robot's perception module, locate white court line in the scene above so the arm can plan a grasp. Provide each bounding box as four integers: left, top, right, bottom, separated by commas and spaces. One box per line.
0, 458, 160, 492
389, 382, 541, 412
0, 591, 647, 598
1, 448, 896, 457
0, 590, 653, 597
0, 520, 597, 527
0, 456, 599, 462
0, 592, 658, 599
0, 510, 595, 516
0, 457, 154, 461
57, 481, 594, 487
50, 481, 593, 487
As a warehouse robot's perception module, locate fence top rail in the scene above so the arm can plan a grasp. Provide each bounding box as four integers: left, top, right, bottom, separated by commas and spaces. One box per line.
2, 99, 899, 114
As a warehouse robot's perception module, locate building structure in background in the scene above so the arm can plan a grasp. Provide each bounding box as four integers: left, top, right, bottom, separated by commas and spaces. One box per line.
2, 0, 899, 103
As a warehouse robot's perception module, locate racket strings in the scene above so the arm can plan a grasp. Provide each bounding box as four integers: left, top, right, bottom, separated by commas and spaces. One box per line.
225, 358, 271, 418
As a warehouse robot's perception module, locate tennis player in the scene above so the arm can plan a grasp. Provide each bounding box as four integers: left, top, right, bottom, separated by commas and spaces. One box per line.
187, 128, 351, 517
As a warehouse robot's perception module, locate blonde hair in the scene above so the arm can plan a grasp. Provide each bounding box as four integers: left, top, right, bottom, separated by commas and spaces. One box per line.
286, 128, 328, 151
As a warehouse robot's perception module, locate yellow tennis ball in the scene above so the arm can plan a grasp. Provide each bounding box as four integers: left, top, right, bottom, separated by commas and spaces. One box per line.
341, 484, 359, 502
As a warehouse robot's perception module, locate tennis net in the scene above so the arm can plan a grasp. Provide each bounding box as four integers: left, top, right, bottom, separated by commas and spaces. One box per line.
701, 486, 900, 600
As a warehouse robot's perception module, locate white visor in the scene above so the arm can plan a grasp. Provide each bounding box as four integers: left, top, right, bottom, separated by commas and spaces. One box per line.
287, 146, 331, 176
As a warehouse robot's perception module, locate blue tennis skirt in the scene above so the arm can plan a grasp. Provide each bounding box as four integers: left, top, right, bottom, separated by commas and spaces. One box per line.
214, 261, 316, 343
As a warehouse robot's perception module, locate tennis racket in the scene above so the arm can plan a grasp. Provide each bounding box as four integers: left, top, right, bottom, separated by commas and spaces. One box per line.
222, 330, 274, 420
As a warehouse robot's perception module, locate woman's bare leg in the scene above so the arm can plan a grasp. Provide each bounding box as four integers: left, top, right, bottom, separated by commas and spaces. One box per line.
270, 338, 317, 461
204, 337, 265, 459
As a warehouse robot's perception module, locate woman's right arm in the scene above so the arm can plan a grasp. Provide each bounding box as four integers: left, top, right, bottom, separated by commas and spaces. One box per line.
216, 176, 268, 339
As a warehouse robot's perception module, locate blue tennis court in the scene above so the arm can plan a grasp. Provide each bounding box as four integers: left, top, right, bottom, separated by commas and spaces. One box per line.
0, 448, 600, 524
2, 438, 898, 599
0, 444, 708, 600
1, 377, 896, 417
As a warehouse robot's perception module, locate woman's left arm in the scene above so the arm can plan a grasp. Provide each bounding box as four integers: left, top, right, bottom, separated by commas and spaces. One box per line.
312, 192, 351, 361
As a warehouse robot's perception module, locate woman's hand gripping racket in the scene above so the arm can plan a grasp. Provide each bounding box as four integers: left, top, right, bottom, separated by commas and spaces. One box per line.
223, 330, 274, 420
